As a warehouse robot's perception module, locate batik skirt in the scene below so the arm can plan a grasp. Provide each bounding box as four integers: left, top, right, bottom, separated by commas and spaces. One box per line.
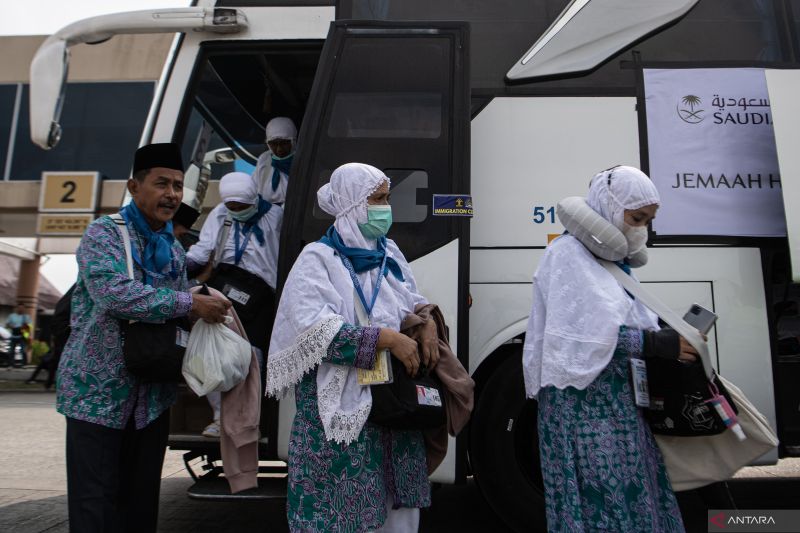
537, 332, 686, 532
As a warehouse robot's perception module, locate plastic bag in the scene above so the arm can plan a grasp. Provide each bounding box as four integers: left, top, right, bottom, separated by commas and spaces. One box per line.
182, 317, 251, 396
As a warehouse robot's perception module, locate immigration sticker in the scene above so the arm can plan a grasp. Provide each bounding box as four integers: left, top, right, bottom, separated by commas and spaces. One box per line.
432, 194, 473, 217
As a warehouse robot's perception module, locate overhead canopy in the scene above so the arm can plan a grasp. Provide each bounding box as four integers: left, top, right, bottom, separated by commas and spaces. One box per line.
0, 255, 63, 311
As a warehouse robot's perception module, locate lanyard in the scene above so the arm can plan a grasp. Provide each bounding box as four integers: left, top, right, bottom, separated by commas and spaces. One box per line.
233, 222, 254, 266
339, 252, 388, 320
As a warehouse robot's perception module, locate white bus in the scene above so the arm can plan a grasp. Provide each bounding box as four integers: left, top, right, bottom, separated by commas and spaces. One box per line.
30, 1, 800, 530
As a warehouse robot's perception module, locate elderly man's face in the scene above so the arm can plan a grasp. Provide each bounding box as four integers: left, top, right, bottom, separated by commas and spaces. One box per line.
367, 181, 390, 206
127, 167, 184, 229
268, 139, 292, 158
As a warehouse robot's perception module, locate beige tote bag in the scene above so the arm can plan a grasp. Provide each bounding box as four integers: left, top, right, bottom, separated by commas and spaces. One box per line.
655, 376, 779, 491
600, 260, 780, 490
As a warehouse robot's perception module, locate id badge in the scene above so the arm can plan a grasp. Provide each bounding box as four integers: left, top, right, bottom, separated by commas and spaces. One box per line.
175, 327, 190, 348
630, 358, 650, 408
416, 385, 442, 407
357, 349, 394, 385
224, 286, 251, 306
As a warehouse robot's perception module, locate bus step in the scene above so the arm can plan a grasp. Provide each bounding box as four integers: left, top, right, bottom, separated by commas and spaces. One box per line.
187, 475, 287, 501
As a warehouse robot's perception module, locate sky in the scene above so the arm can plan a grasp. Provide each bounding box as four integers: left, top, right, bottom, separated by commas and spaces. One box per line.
1, 1, 191, 293
1, 1, 189, 36
40, 254, 79, 294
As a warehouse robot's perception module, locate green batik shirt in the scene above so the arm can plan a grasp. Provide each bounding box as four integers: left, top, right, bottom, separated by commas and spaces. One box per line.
56, 215, 193, 429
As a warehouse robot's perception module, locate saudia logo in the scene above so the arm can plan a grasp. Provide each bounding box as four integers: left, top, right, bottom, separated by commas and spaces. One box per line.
677, 94, 772, 125
677, 95, 704, 124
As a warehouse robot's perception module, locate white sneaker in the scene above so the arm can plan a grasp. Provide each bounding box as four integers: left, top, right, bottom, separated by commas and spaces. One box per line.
202, 421, 220, 438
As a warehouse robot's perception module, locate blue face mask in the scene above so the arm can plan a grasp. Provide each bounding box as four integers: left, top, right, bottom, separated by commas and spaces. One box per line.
358, 205, 392, 240
229, 204, 258, 222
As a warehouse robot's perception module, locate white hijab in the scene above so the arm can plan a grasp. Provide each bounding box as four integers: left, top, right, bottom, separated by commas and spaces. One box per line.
522, 166, 661, 398
219, 171, 257, 204
266, 117, 297, 147
586, 166, 660, 230
317, 162, 388, 250
267, 163, 426, 444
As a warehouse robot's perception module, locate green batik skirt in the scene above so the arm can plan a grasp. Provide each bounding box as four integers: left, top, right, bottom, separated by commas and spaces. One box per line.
537, 330, 685, 533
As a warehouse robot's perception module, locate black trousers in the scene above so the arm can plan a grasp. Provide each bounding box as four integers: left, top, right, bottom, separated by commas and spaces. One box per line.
65, 411, 170, 533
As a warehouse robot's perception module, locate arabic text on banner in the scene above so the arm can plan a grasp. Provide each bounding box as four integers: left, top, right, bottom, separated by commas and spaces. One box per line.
643, 68, 786, 237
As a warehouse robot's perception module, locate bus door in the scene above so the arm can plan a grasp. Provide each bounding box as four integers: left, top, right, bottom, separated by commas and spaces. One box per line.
277, 20, 471, 483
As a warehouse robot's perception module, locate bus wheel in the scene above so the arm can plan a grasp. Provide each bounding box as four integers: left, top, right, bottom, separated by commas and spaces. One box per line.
469, 350, 547, 532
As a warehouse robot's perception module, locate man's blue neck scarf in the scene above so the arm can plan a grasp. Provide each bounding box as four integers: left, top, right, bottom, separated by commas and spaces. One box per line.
120, 201, 176, 281
319, 226, 404, 281
237, 196, 272, 246
270, 154, 293, 191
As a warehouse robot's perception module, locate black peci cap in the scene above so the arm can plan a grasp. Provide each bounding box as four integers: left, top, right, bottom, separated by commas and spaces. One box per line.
172, 202, 201, 229
133, 143, 184, 174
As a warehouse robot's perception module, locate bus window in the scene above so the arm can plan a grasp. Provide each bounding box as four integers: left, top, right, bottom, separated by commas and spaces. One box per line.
173, 42, 323, 209
288, 28, 469, 264
340, 0, 791, 93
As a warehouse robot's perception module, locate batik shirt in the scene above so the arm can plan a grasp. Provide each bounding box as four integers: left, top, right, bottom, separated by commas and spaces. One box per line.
56, 215, 193, 430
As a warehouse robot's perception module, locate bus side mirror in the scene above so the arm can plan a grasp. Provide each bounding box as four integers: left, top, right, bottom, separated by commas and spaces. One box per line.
30, 38, 69, 150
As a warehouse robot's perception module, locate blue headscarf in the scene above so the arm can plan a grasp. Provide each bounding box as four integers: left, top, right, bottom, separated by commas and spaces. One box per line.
120, 201, 176, 282
270, 154, 293, 191
319, 225, 404, 281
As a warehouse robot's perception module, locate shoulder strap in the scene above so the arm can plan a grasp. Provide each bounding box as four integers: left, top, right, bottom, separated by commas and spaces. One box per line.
599, 259, 715, 380
109, 213, 134, 281
212, 215, 233, 268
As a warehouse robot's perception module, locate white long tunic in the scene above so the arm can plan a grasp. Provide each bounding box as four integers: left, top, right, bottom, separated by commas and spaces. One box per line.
522, 235, 659, 399
253, 151, 289, 204
267, 239, 427, 444
187, 202, 282, 288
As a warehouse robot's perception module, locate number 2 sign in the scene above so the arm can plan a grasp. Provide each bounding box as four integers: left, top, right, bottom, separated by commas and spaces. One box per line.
39, 172, 99, 212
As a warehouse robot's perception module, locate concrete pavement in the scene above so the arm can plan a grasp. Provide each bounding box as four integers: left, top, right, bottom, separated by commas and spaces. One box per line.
1, 391, 798, 533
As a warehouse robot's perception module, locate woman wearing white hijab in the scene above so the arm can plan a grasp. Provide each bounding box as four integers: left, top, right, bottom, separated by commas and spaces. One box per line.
523, 166, 696, 532
267, 163, 439, 532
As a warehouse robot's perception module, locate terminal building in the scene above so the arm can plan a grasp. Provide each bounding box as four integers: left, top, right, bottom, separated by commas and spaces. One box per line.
0, 33, 172, 328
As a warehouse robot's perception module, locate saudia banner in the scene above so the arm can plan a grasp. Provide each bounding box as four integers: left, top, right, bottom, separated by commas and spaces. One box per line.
643, 68, 786, 237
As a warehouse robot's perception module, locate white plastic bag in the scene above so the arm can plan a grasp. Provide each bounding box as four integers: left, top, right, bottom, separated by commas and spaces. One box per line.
182, 317, 251, 396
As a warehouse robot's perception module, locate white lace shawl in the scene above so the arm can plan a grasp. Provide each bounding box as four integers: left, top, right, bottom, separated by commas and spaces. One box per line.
522, 235, 659, 398
266, 240, 426, 444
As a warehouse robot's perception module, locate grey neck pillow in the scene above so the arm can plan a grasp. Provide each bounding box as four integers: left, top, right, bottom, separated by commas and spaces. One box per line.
556, 196, 648, 267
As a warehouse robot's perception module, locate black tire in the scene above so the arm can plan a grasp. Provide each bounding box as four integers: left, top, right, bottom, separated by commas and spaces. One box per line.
469, 350, 547, 532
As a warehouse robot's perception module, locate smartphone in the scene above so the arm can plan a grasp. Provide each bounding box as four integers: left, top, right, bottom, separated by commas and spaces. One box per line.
683, 303, 718, 334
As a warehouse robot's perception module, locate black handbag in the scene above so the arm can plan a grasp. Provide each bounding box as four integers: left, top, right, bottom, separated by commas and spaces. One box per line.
207, 263, 274, 323
644, 358, 738, 436
121, 317, 191, 382
598, 260, 740, 437
110, 213, 191, 383
368, 355, 447, 430
338, 249, 447, 431
206, 262, 275, 351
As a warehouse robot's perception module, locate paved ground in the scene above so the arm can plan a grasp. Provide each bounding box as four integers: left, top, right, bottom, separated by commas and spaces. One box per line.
1, 382, 798, 533
0, 389, 505, 532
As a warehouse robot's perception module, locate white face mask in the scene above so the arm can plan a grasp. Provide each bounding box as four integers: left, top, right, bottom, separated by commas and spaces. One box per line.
229, 203, 258, 222
623, 224, 648, 255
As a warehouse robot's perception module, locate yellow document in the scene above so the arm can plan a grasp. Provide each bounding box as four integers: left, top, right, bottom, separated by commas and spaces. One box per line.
357, 349, 393, 385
